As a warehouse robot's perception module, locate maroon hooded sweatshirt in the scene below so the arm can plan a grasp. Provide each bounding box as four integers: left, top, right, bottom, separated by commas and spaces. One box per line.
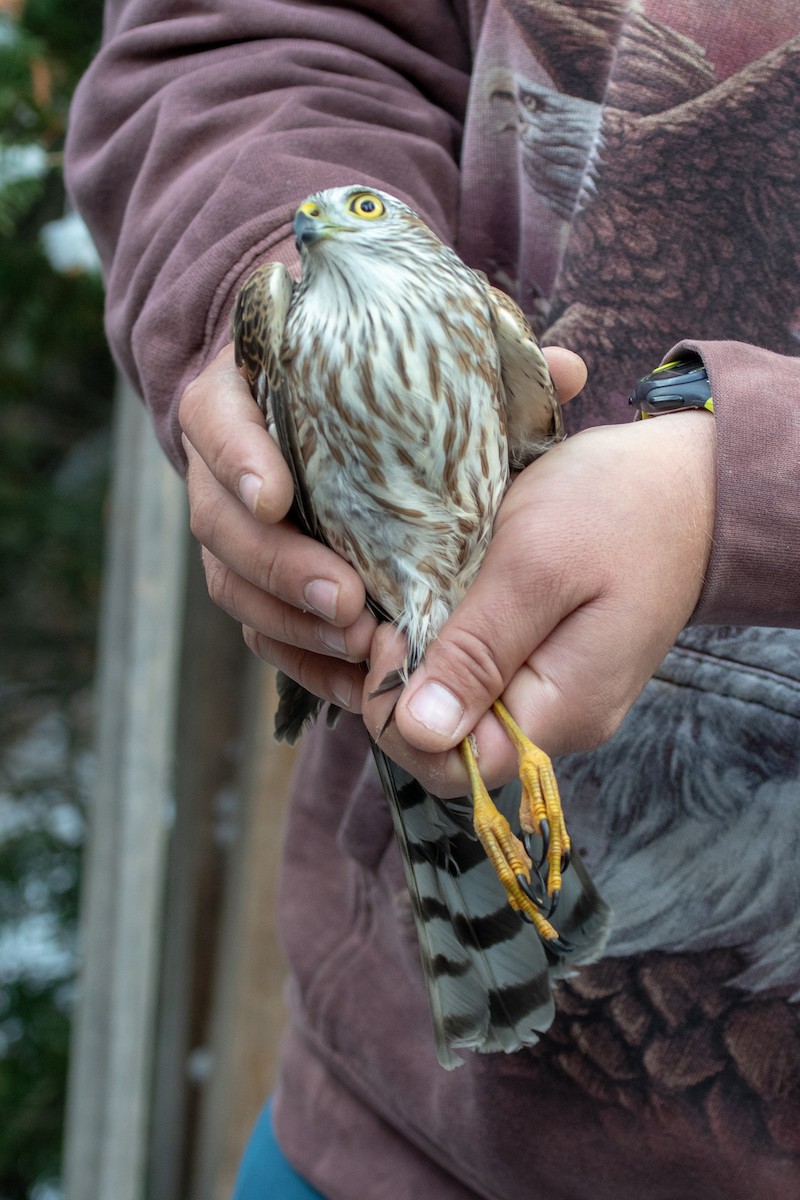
66, 3, 800, 1197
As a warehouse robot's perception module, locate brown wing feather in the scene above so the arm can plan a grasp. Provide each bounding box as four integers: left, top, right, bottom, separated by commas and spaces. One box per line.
233, 261, 321, 541
486, 284, 564, 469
234, 261, 332, 743
233, 261, 294, 409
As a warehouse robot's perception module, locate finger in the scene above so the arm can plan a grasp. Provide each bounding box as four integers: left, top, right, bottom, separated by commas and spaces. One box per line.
187, 449, 368, 626
243, 627, 366, 715
363, 623, 467, 797
203, 548, 376, 661
542, 346, 588, 405
179, 342, 295, 522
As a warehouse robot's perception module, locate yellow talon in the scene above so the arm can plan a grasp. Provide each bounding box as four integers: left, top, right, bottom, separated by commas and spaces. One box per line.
493, 700, 571, 894
459, 734, 568, 943
459, 704, 573, 943
460, 736, 531, 888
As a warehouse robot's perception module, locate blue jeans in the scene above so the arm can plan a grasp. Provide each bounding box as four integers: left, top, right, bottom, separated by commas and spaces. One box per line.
231, 1100, 326, 1199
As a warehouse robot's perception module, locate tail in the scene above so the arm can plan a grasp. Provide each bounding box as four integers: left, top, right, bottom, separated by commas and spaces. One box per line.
372, 746, 610, 1069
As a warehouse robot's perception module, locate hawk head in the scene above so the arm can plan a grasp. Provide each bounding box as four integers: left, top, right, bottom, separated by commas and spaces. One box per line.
291, 184, 444, 276
293, 185, 395, 248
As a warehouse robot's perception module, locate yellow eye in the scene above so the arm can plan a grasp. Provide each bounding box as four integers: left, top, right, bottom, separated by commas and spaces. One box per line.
348, 192, 385, 220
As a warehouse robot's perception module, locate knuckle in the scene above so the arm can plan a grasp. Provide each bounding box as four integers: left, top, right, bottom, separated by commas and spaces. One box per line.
293, 652, 325, 696
188, 488, 219, 547
591, 704, 627, 749
254, 530, 304, 609
204, 554, 236, 614
178, 377, 200, 432
437, 624, 506, 703
188, 501, 205, 545
247, 630, 277, 667
243, 629, 286, 670
179, 382, 246, 496
261, 550, 284, 602
207, 427, 241, 492
274, 604, 313, 652
573, 697, 628, 754
186, 456, 218, 541
418, 759, 468, 801
249, 637, 341, 709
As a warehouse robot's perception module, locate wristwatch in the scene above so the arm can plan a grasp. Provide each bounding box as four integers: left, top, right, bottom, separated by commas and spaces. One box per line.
628, 356, 714, 419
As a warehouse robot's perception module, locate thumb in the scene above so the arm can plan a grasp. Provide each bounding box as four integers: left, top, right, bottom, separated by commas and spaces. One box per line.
388, 490, 587, 754
542, 345, 587, 405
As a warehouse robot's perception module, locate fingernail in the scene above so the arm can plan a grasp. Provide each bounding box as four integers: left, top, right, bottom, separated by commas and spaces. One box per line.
303, 579, 339, 621
407, 682, 464, 738
332, 675, 354, 710
319, 624, 348, 655
238, 472, 262, 514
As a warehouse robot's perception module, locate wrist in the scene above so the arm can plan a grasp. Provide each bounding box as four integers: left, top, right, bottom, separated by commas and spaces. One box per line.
638, 409, 717, 608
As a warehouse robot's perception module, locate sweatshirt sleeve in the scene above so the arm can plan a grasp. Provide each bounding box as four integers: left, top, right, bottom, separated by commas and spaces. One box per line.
64, 0, 471, 470
667, 340, 800, 628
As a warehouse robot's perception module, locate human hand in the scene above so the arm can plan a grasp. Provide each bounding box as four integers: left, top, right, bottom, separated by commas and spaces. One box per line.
179, 343, 377, 713
364, 406, 717, 797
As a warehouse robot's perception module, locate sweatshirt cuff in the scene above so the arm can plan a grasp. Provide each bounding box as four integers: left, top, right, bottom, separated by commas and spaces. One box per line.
666, 340, 800, 627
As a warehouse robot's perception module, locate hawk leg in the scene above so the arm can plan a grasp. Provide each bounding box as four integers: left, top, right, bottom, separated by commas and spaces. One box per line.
460, 729, 570, 951
492, 700, 571, 907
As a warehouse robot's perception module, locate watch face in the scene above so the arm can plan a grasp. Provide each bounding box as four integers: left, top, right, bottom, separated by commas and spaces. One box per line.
629, 358, 713, 416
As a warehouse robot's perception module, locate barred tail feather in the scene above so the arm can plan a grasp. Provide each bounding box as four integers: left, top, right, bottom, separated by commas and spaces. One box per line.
372, 746, 610, 1069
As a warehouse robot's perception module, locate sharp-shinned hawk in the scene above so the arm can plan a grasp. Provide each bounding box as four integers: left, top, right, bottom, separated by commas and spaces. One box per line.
233, 185, 609, 1067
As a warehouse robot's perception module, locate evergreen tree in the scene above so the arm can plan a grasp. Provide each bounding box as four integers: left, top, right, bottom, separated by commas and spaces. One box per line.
0, 2, 111, 1194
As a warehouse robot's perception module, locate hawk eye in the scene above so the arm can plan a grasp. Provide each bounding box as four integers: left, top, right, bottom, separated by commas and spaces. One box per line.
348, 192, 386, 220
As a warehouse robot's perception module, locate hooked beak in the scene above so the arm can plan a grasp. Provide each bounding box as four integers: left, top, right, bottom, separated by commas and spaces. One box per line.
294, 208, 325, 250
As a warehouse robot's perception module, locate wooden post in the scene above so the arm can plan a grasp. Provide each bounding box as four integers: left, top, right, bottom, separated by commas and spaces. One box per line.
146, 548, 252, 1200
63, 381, 189, 1200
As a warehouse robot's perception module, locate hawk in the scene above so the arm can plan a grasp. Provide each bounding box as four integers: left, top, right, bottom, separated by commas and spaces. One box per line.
233, 185, 609, 1067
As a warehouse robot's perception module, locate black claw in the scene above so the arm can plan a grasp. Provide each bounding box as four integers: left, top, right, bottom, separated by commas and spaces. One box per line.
520, 834, 548, 895
516, 872, 545, 910
537, 818, 550, 868
547, 888, 560, 919
518, 909, 536, 925
561, 847, 572, 873
522, 830, 546, 897
547, 935, 574, 954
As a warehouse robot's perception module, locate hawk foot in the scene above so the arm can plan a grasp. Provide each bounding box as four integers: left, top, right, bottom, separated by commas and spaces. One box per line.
492, 700, 572, 902
459, 735, 571, 950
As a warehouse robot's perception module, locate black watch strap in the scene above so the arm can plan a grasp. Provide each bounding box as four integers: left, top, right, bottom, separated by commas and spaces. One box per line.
629, 356, 714, 419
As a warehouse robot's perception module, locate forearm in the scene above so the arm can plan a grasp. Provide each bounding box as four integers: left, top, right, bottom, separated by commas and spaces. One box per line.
65, 0, 470, 468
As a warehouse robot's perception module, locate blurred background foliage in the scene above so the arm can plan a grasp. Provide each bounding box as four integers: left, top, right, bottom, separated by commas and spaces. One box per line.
0, 0, 112, 1195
